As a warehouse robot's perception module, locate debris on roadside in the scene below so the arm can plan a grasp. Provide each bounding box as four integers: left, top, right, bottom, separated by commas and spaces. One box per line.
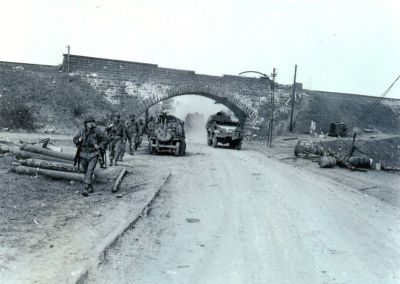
347, 156, 373, 168
112, 167, 127, 193
293, 140, 378, 172
185, 218, 200, 223
318, 156, 336, 168
294, 140, 324, 156
329, 121, 347, 137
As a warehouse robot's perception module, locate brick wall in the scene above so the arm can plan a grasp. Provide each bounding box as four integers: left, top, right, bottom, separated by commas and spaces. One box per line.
0, 61, 55, 72
62, 54, 281, 132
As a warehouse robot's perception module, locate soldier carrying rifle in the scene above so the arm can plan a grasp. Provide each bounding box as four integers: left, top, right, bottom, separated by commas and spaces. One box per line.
106, 113, 127, 166
73, 115, 109, 196
126, 114, 139, 155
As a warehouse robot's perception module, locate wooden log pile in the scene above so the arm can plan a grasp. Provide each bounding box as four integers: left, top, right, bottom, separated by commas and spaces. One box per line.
2, 141, 131, 192
11, 161, 85, 182
2, 143, 88, 181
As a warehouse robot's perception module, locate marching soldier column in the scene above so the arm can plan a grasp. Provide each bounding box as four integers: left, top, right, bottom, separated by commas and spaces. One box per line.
73, 112, 145, 197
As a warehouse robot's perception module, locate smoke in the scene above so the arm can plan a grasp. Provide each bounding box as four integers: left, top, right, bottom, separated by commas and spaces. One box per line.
150, 94, 239, 144
169, 95, 232, 143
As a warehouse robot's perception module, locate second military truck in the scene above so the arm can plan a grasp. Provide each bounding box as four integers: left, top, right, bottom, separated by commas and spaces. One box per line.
206, 111, 243, 150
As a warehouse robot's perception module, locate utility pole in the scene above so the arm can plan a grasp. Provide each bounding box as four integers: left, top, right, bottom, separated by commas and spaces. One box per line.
269, 68, 277, 147
67, 45, 71, 82
289, 64, 297, 132
238, 70, 274, 146
145, 108, 149, 132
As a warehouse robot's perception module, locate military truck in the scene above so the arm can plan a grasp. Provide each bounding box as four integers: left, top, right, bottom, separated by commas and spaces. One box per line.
148, 113, 186, 156
206, 111, 243, 150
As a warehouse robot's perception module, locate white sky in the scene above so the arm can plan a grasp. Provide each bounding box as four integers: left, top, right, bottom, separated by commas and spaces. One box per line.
1, 0, 399, 98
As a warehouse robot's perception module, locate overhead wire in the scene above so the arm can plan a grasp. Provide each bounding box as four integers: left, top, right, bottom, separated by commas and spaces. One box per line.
348, 74, 400, 131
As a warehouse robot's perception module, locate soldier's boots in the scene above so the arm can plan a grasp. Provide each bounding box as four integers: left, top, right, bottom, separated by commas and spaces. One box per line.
109, 160, 113, 166
82, 185, 94, 197
82, 185, 89, 197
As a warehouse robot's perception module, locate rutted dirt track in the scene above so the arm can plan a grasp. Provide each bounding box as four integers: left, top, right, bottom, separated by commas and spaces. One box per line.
85, 142, 400, 284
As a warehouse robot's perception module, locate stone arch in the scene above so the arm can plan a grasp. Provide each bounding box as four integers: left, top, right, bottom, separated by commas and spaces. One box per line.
135, 85, 258, 127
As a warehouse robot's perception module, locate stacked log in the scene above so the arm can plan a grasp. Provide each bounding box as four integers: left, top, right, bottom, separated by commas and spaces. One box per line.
11, 162, 84, 182
7, 143, 86, 181
14, 150, 73, 164
20, 145, 74, 161
18, 159, 81, 173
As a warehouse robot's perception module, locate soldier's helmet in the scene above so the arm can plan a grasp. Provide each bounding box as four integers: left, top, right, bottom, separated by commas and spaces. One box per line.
84, 115, 95, 123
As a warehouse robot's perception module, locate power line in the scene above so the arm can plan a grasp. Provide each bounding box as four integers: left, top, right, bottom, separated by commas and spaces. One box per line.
348, 74, 400, 131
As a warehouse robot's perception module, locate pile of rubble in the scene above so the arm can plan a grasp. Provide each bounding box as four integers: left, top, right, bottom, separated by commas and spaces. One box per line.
293, 140, 398, 172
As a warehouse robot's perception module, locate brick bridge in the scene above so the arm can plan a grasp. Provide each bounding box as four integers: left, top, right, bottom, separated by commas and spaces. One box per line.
62, 54, 297, 134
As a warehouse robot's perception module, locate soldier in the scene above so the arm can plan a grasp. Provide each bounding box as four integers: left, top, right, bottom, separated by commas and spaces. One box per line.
126, 114, 138, 155
118, 117, 127, 162
107, 113, 127, 166
147, 115, 157, 137
73, 115, 109, 196
136, 119, 145, 149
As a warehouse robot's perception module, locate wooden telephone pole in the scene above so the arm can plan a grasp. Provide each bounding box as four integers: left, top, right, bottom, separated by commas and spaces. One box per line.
268, 68, 277, 147
289, 64, 297, 132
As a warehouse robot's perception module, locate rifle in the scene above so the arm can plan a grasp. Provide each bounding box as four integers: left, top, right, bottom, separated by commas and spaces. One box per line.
97, 148, 106, 168
74, 141, 82, 172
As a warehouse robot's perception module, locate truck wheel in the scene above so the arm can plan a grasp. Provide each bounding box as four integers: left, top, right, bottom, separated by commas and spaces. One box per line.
182, 141, 186, 155
148, 142, 155, 154
175, 142, 181, 156
236, 142, 242, 150
212, 136, 218, 148
207, 137, 212, 146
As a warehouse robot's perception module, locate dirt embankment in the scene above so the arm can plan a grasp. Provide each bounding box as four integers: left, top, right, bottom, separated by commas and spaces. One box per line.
0, 64, 117, 134
270, 89, 400, 137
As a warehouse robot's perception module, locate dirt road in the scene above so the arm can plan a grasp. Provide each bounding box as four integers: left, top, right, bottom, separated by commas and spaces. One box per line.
85, 140, 400, 284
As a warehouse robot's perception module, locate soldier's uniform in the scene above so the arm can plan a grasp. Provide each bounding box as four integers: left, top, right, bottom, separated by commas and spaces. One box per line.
73, 115, 109, 196
107, 114, 127, 166
126, 115, 139, 155
118, 118, 127, 161
135, 119, 144, 150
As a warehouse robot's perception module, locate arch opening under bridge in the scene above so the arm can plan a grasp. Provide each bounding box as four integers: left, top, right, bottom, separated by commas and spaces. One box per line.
134, 85, 259, 128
